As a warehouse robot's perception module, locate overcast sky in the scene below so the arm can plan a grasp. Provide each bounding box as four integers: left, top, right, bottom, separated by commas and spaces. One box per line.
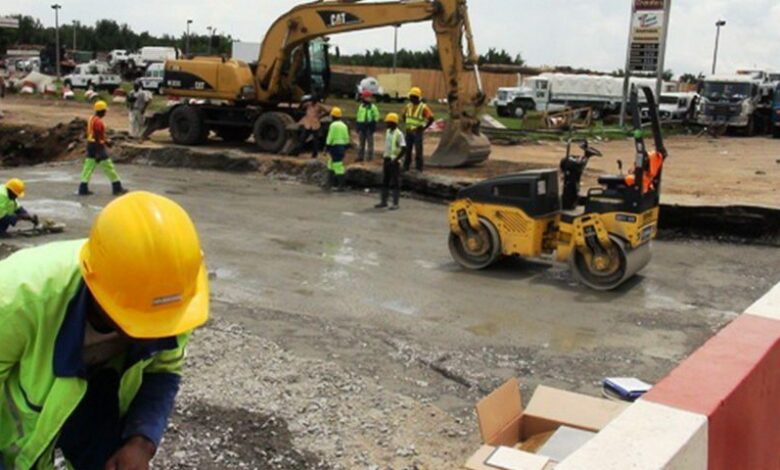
11, 0, 780, 77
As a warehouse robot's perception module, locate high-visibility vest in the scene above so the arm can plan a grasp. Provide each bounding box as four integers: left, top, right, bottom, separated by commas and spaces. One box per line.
385, 128, 404, 160
356, 103, 380, 124
86, 115, 105, 144
0, 240, 191, 469
404, 103, 429, 130
0, 185, 19, 218
326, 121, 351, 146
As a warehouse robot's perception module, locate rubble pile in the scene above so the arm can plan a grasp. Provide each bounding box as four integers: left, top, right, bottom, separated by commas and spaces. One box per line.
0, 119, 87, 166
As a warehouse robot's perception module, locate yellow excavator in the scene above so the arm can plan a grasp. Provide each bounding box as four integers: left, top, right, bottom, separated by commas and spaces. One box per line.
447, 87, 668, 290
147, 0, 491, 167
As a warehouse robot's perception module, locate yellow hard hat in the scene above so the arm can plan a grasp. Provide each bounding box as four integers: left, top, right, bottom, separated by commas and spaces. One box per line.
385, 113, 400, 124
94, 100, 108, 112
409, 87, 422, 98
5, 178, 25, 198
80, 192, 209, 339
331, 107, 343, 118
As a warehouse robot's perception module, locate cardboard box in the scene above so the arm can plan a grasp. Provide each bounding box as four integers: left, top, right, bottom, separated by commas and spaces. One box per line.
464, 378, 628, 469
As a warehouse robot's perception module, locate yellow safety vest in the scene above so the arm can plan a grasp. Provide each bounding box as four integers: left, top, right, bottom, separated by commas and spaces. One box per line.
404, 103, 429, 130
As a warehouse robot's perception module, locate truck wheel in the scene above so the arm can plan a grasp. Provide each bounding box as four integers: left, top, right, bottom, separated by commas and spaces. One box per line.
591, 108, 604, 120
253, 112, 294, 153
169, 105, 209, 145
496, 106, 510, 117
744, 117, 755, 137
508, 103, 525, 119
215, 127, 252, 143
63, 79, 72, 88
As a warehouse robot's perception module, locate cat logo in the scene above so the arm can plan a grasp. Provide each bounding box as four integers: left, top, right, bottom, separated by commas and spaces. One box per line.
317, 10, 363, 28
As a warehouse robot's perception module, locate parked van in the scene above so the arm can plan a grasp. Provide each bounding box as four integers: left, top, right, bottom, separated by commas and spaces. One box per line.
139, 63, 165, 94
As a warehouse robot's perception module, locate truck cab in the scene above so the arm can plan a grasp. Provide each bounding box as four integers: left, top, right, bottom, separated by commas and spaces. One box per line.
697, 74, 760, 135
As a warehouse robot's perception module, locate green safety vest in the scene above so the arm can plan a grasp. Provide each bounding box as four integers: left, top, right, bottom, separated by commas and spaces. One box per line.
0, 185, 19, 219
356, 103, 380, 124
0, 240, 190, 470
385, 128, 404, 160
326, 121, 350, 146
404, 103, 430, 130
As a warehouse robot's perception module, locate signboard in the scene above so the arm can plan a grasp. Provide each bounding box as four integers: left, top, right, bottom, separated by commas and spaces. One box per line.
628, 4, 666, 73
0, 16, 20, 29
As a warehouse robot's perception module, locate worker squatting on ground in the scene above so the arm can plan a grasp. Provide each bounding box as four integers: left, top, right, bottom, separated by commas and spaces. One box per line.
325, 107, 350, 192
0, 178, 38, 235
296, 95, 330, 159
79, 101, 128, 196
375, 113, 406, 211
402, 87, 435, 173
0, 192, 209, 470
356, 91, 380, 162
127, 81, 151, 140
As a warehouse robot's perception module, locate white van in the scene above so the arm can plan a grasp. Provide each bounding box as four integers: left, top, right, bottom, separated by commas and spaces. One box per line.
139, 63, 165, 94
62, 61, 121, 92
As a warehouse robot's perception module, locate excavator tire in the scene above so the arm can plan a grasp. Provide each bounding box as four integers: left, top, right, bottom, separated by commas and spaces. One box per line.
253, 112, 295, 154
169, 105, 209, 145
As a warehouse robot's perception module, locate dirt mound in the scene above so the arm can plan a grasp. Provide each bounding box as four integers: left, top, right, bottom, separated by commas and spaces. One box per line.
0, 119, 86, 166
154, 402, 331, 470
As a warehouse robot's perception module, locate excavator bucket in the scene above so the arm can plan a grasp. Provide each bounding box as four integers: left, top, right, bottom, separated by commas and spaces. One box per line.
428, 119, 491, 168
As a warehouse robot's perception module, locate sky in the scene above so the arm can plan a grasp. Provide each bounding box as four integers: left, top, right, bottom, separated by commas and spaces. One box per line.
9, 0, 780, 77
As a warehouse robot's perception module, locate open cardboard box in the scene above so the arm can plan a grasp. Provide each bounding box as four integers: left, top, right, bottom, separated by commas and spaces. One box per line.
464, 378, 628, 470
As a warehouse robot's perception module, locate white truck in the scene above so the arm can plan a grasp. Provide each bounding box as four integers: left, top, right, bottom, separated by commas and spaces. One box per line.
494, 73, 674, 119
138, 63, 165, 94
62, 61, 121, 92
655, 92, 698, 122
697, 74, 766, 135
127, 47, 179, 70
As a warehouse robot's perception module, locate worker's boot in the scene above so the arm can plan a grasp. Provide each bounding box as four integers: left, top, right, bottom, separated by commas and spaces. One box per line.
375, 188, 389, 209
112, 181, 128, 196
334, 175, 346, 192
78, 182, 94, 196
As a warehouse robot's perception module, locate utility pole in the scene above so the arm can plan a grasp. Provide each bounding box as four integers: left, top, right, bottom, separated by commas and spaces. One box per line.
392, 25, 399, 74
712, 20, 726, 75
51, 4, 62, 79
186, 19, 193, 56
72, 20, 77, 51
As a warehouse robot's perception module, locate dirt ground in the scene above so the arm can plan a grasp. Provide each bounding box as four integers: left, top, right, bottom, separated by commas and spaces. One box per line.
1, 96, 778, 207
0, 162, 777, 468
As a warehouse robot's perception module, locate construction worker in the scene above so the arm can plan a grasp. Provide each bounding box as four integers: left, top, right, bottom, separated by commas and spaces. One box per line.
356, 91, 380, 162
79, 100, 128, 196
295, 95, 329, 158
402, 86, 435, 172
0, 178, 38, 235
127, 81, 151, 140
0, 192, 209, 470
325, 107, 350, 192
375, 113, 406, 211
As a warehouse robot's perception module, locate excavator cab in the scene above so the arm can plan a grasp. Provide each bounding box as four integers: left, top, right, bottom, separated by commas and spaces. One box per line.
447, 86, 668, 291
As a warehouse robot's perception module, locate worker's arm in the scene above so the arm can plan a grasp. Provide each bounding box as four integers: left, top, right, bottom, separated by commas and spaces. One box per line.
423, 105, 435, 130
394, 131, 407, 160
0, 297, 28, 397
15, 207, 38, 226
122, 333, 189, 449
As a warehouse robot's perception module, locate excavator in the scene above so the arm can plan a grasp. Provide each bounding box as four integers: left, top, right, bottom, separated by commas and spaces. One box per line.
447, 86, 668, 290
147, 0, 491, 167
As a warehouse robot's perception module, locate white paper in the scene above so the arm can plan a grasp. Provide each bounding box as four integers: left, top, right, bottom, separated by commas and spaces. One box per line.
485, 446, 550, 470
606, 377, 652, 393
537, 426, 596, 462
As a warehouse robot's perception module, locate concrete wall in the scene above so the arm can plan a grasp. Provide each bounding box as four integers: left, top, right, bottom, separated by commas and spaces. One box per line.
558, 280, 780, 469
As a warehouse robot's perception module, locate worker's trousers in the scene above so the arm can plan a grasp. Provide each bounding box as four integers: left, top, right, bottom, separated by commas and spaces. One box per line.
403, 129, 425, 172
57, 369, 124, 470
128, 110, 145, 138
81, 158, 120, 183
381, 158, 401, 206
0, 215, 17, 234
357, 126, 376, 161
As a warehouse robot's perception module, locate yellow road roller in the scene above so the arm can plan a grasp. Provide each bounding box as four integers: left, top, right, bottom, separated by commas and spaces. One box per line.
447, 86, 668, 290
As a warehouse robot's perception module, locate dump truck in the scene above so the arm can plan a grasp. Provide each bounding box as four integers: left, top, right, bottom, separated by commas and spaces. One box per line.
146, 0, 490, 167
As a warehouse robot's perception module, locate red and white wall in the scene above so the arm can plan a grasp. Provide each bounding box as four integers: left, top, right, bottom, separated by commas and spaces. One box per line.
557, 282, 780, 469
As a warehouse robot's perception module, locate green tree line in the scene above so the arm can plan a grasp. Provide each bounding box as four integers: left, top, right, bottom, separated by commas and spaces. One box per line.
0, 15, 231, 55
333, 46, 524, 69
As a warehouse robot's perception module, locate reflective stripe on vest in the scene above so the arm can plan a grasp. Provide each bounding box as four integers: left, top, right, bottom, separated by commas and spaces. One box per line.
86, 116, 98, 143
404, 103, 427, 129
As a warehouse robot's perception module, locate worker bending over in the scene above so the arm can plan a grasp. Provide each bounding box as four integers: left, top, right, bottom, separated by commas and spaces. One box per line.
296, 95, 329, 159
402, 87, 435, 172
0, 178, 38, 235
375, 113, 406, 211
127, 81, 151, 140
356, 91, 380, 162
79, 101, 128, 196
0, 192, 209, 470
325, 107, 350, 192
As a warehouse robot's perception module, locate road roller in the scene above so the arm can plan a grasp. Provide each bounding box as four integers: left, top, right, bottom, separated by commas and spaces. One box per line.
447, 86, 668, 290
